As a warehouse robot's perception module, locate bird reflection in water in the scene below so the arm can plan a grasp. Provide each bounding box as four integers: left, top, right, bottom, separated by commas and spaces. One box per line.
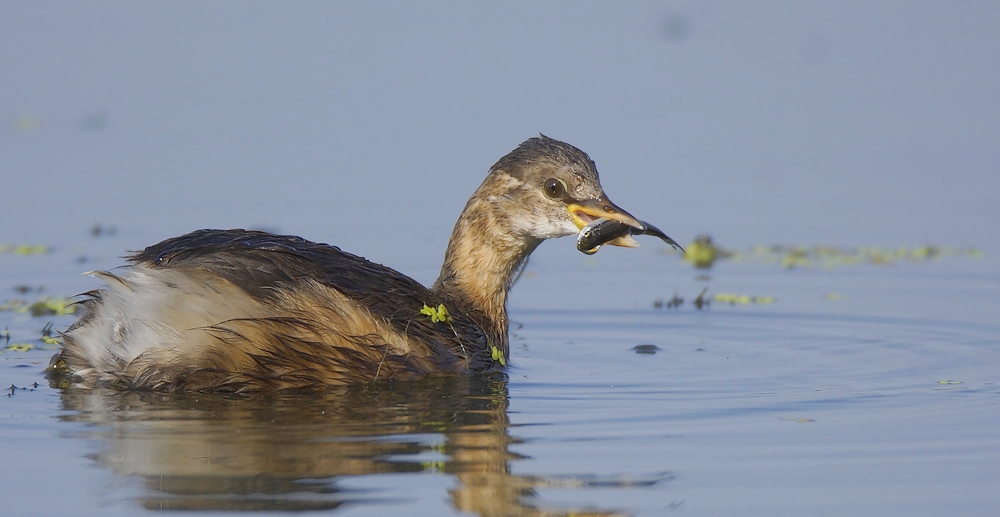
57, 374, 672, 515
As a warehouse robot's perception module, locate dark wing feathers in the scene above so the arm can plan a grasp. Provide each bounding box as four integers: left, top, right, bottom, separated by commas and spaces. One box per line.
134, 229, 419, 299
131, 229, 492, 370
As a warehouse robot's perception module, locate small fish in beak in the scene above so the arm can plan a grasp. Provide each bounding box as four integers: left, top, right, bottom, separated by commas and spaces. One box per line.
577, 218, 684, 255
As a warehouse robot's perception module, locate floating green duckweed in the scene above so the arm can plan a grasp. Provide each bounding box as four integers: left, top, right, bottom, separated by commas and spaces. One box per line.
6, 343, 34, 352
683, 234, 728, 269
490, 344, 507, 366
764, 244, 983, 268
0, 300, 27, 312
714, 293, 775, 305
670, 235, 984, 269
30, 298, 77, 317
0, 297, 77, 316
420, 303, 452, 323
0, 244, 51, 255
421, 461, 446, 473
40, 322, 61, 345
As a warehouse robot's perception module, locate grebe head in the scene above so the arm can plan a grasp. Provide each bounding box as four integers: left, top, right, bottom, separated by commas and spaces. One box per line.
482, 135, 645, 244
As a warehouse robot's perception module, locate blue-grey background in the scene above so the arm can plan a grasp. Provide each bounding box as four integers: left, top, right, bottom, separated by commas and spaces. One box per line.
4, 1, 998, 275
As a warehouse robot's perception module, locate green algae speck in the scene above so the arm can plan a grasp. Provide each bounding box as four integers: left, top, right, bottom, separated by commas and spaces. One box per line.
490, 344, 507, 367
420, 303, 452, 324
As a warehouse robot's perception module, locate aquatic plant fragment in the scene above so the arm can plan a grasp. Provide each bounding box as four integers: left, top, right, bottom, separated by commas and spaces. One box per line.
420, 303, 452, 324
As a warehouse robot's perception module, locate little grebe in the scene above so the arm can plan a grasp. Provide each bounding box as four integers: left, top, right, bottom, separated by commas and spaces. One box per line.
48, 136, 680, 391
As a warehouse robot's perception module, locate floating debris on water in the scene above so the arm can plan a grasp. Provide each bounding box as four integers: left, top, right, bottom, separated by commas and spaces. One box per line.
780, 416, 815, 423
632, 344, 660, 354
90, 224, 119, 237
937, 380, 962, 385
0, 300, 27, 312
683, 234, 730, 269
29, 297, 77, 317
0, 297, 78, 316
40, 322, 61, 345
666, 235, 984, 269
653, 293, 684, 309
743, 244, 984, 269
714, 293, 775, 305
0, 244, 51, 255
0, 324, 62, 351
6, 383, 40, 397
652, 290, 774, 310
693, 287, 710, 310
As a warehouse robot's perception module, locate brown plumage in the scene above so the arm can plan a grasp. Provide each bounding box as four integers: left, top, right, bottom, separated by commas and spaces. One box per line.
48, 135, 677, 391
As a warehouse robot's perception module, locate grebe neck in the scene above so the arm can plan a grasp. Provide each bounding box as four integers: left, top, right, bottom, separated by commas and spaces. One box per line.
432, 195, 540, 353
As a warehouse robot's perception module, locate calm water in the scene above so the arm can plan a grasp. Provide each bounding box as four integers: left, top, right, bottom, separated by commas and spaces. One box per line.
4, 3, 1000, 515
2, 238, 998, 516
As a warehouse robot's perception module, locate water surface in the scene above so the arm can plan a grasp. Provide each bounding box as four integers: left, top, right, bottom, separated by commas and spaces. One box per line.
3, 3, 999, 515
2, 241, 998, 516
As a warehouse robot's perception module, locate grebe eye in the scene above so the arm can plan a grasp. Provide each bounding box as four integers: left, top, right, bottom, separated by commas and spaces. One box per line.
543, 178, 566, 199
